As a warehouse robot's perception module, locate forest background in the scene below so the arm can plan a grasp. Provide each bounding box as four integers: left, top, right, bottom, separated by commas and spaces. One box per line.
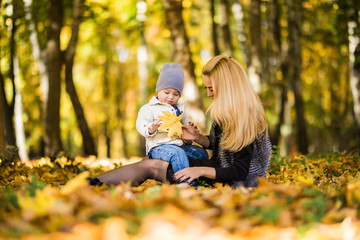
1, 0, 360, 162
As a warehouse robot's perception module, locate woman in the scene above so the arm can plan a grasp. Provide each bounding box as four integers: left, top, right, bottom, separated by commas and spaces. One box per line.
89, 55, 271, 188
173, 55, 271, 188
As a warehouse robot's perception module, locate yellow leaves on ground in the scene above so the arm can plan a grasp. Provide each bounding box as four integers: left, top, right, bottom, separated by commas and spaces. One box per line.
296, 175, 314, 186
102, 218, 130, 240
158, 111, 183, 137
60, 171, 89, 195
137, 206, 234, 240
19, 186, 57, 220
2, 152, 360, 239
346, 172, 360, 207
21, 222, 103, 240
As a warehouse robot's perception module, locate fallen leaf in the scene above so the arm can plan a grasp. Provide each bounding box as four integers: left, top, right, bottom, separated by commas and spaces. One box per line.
60, 171, 89, 195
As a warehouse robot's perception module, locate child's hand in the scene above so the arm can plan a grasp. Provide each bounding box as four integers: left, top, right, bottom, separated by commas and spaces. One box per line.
148, 120, 162, 135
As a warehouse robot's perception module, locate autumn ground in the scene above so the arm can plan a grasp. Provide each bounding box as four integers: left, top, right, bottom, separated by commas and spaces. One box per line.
1, 150, 360, 240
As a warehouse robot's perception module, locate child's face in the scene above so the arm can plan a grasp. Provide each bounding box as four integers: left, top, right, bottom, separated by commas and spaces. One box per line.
157, 88, 180, 105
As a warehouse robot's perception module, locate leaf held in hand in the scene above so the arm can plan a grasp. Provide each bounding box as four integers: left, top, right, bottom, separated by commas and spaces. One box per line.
158, 111, 183, 137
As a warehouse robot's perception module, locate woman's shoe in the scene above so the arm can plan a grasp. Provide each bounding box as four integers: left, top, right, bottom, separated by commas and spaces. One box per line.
87, 177, 103, 186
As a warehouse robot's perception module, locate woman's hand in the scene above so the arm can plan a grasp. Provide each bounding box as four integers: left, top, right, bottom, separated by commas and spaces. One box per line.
173, 166, 216, 183
173, 167, 203, 183
181, 121, 200, 141
148, 120, 161, 135
181, 122, 210, 148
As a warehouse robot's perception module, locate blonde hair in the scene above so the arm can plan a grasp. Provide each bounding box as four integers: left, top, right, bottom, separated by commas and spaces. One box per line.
202, 55, 268, 152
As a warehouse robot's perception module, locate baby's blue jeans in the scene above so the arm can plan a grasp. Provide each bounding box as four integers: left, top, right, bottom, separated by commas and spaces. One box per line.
148, 144, 209, 186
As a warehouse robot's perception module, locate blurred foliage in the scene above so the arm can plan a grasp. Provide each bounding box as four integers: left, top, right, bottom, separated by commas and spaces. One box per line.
0, 145, 19, 167
0, 0, 359, 158
1, 152, 360, 239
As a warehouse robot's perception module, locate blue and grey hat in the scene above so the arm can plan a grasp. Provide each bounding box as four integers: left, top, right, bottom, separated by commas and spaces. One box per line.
156, 63, 184, 94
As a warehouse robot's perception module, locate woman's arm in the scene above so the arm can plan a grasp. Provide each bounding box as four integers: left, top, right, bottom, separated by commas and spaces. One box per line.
173, 166, 216, 183
194, 134, 210, 148
173, 145, 252, 184
181, 123, 210, 148
214, 145, 252, 183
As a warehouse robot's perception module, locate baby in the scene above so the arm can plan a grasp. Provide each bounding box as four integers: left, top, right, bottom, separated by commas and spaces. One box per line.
136, 63, 208, 186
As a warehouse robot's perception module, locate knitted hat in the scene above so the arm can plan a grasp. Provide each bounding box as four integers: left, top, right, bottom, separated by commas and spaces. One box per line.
156, 63, 184, 94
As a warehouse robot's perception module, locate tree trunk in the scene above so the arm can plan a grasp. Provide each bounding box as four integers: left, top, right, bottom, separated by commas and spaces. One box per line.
64, 0, 97, 156
120, 125, 128, 158
220, 0, 233, 56
271, 0, 289, 146
272, 83, 288, 147
163, 0, 206, 132
232, 0, 248, 65
13, 53, 29, 162
248, 0, 262, 93
1, 86, 15, 146
137, 0, 148, 156
347, 0, 360, 146
0, 72, 6, 152
24, 0, 49, 104
45, 0, 63, 156
102, 59, 111, 158
137, 44, 148, 156
286, 0, 308, 154
103, 120, 111, 158
3, 13, 17, 146
115, 72, 129, 158
210, 0, 220, 56
262, 0, 272, 85
329, 64, 345, 151
24, 0, 48, 157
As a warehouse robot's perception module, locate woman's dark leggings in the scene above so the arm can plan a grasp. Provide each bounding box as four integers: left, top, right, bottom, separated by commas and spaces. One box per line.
91, 158, 170, 186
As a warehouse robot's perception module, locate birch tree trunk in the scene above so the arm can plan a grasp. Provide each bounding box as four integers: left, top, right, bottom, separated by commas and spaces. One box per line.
248, 0, 262, 92
45, 0, 63, 156
137, 0, 148, 156
137, 44, 148, 156
163, 0, 206, 132
64, 0, 97, 156
210, 0, 220, 56
24, 0, 49, 104
232, 0, 248, 65
13, 53, 29, 162
24, 0, 48, 156
220, 0, 233, 56
286, 0, 308, 154
347, 0, 360, 143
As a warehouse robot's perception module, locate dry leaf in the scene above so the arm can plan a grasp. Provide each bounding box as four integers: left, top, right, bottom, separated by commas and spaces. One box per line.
3, 152, 360, 240
60, 171, 89, 195
158, 111, 183, 137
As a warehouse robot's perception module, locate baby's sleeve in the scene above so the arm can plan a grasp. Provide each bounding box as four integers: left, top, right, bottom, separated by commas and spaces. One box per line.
136, 105, 156, 137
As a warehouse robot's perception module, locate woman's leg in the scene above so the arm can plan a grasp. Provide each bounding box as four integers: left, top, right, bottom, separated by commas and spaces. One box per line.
92, 158, 169, 186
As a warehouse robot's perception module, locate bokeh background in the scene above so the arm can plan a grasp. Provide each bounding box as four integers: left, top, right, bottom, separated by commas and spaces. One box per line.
1, 0, 359, 161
